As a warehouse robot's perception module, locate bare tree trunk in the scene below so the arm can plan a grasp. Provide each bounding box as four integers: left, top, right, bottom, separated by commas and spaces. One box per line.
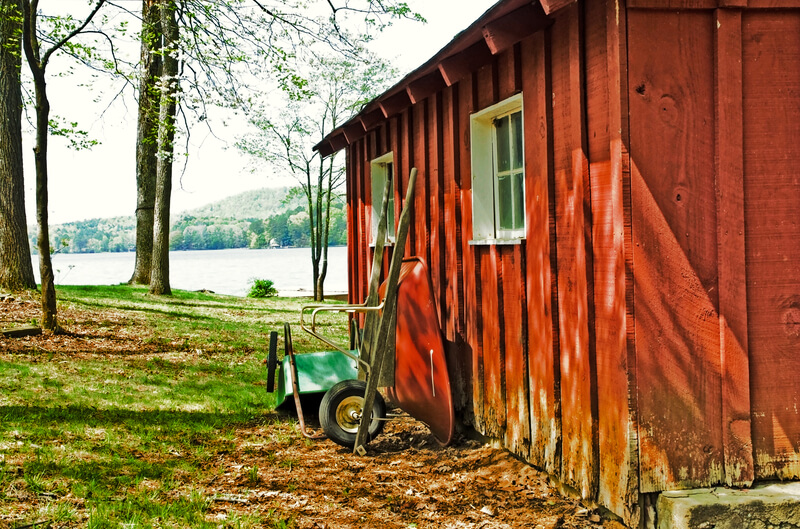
30, 68, 58, 330
0, 0, 36, 292
21, 0, 59, 330
317, 159, 334, 301
129, 0, 161, 285
149, 0, 178, 296
20, 0, 105, 330
305, 161, 322, 301
28, 74, 57, 328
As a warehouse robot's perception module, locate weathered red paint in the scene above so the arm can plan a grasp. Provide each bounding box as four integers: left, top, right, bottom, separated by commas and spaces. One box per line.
502, 247, 530, 456
521, 30, 560, 476
333, 0, 800, 525
743, 11, 800, 480
715, 10, 753, 488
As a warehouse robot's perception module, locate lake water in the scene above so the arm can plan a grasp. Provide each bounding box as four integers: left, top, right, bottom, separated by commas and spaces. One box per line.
32, 246, 349, 297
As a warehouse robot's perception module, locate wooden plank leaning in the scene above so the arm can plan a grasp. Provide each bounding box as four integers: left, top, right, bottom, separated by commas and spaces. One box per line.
357, 172, 393, 374
354, 168, 418, 455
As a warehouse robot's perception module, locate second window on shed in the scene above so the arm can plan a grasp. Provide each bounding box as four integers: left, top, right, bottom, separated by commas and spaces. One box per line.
470, 94, 525, 242
370, 152, 395, 244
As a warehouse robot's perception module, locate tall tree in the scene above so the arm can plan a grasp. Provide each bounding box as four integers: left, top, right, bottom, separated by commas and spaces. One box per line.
239, 54, 395, 300
129, 0, 161, 285
149, 0, 179, 295
0, 0, 36, 292
130, 0, 422, 295
21, 0, 107, 330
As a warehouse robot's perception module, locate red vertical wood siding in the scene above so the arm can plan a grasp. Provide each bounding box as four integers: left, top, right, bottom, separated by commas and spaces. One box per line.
628, 10, 724, 492
441, 86, 471, 414
496, 44, 531, 457
521, 31, 561, 476
551, 7, 598, 499
412, 104, 427, 261
398, 110, 411, 221
428, 94, 447, 331
346, 6, 623, 514
346, 144, 357, 304
714, 9, 753, 487
472, 63, 496, 435
458, 75, 482, 429
742, 11, 800, 480
503, 247, 530, 455
480, 246, 506, 437
590, 0, 639, 520
441, 88, 458, 344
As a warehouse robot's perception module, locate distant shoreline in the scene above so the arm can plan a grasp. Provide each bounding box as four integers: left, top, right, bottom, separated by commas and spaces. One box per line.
32, 245, 347, 256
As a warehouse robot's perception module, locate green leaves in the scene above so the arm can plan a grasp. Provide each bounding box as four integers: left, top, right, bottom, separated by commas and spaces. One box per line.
47, 115, 100, 150
247, 278, 278, 298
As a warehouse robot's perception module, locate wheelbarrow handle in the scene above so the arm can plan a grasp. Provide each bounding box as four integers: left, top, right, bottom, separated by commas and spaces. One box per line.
299, 302, 386, 375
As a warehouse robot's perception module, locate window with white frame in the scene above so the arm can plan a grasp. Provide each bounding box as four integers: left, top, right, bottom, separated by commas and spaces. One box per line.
470, 94, 525, 242
370, 152, 395, 244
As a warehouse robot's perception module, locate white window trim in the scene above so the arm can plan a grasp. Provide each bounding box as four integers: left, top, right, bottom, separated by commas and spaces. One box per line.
469, 93, 525, 245
370, 152, 396, 245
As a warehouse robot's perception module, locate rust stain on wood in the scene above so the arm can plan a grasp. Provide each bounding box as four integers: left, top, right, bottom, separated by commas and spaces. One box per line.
551, 7, 597, 499
503, 247, 531, 457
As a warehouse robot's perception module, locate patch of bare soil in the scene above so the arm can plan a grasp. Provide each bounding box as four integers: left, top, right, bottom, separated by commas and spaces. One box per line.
215, 416, 625, 529
0, 291, 177, 357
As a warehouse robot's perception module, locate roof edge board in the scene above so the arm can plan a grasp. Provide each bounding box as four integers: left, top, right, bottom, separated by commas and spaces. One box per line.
328, 132, 349, 153
343, 121, 367, 144
439, 40, 494, 86
360, 108, 385, 130
407, 70, 448, 104
379, 90, 413, 119
317, 0, 566, 155
315, 140, 335, 157
538, 0, 577, 15
482, 2, 552, 54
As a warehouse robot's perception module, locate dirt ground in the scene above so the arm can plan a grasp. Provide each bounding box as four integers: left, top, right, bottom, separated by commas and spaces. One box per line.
225, 414, 627, 529
0, 293, 626, 528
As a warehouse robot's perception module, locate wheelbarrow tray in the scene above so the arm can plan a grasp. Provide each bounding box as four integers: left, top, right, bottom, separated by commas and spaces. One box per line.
275, 350, 359, 410
380, 257, 455, 445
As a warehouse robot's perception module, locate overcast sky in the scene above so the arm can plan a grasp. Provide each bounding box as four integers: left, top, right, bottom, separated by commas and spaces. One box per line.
24, 0, 495, 225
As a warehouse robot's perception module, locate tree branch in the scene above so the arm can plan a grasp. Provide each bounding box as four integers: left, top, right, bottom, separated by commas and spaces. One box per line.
40, 0, 107, 69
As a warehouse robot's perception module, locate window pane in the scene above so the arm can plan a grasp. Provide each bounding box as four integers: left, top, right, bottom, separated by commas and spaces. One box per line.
511, 111, 523, 170
498, 173, 513, 230
387, 163, 395, 238
513, 171, 524, 230
494, 116, 510, 173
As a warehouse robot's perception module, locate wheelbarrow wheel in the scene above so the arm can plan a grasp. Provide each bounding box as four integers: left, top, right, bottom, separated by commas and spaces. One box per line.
319, 379, 386, 448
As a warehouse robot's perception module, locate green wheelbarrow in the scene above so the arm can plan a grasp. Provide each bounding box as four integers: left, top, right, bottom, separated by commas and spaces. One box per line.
264, 257, 455, 450
265, 321, 388, 444
264, 168, 454, 453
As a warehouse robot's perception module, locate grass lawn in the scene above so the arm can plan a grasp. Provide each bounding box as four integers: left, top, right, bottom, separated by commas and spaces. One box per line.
0, 285, 349, 528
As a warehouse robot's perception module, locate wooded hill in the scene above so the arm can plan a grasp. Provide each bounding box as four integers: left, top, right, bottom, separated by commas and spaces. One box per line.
29, 187, 347, 254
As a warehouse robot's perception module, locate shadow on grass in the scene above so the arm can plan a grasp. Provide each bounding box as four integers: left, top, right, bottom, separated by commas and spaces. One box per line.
0, 404, 286, 435
60, 299, 221, 322
60, 285, 304, 311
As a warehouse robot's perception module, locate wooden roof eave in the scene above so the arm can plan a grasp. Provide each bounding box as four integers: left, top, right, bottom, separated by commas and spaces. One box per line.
314, 0, 568, 156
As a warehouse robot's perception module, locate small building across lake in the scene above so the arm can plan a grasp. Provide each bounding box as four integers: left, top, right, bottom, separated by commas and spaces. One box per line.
316, 0, 800, 526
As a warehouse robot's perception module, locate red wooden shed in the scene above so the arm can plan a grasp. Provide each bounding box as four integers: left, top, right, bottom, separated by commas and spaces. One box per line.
316, 0, 800, 525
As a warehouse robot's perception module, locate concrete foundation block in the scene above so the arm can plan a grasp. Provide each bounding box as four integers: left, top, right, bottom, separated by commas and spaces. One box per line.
657, 482, 800, 529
